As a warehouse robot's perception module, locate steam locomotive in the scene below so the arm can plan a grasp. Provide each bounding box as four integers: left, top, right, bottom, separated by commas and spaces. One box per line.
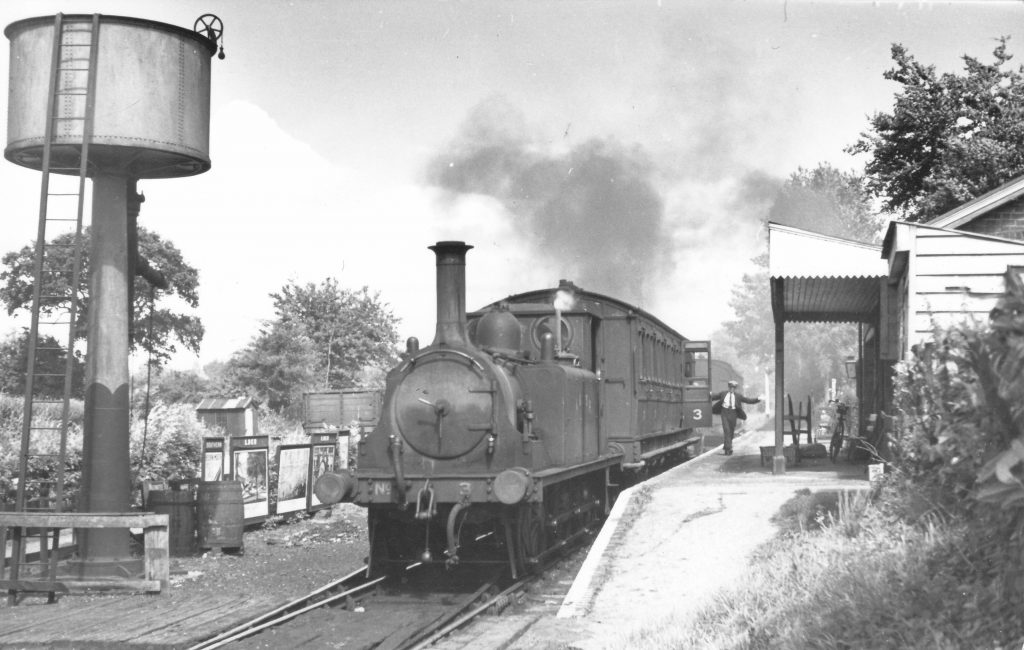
314, 242, 712, 577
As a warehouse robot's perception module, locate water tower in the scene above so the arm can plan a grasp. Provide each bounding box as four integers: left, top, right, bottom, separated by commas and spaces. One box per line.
5, 13, 223, 580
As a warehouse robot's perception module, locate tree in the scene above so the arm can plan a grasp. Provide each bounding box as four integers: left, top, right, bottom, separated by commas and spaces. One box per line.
718, 164, 877, 402
848, 38, 1024, 222
0, 330, 85, 398
221, 279, 400, 413
0, 226, 203, 366
766, 165, 883, 243
223, 320, 319, 412
131, 367, 211, 411
270, 279, 400, 389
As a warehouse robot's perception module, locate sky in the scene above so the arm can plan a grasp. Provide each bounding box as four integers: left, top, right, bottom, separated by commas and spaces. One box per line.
1, 0, 1023, 373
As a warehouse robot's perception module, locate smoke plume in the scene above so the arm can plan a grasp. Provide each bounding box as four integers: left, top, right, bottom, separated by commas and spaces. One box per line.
427, 98, 669, 305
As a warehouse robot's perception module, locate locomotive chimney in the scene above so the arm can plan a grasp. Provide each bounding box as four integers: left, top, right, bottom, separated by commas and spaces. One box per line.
429, 241, 473, 347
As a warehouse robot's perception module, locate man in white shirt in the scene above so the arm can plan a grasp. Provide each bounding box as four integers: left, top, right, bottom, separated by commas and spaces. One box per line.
710, 380, 761, 455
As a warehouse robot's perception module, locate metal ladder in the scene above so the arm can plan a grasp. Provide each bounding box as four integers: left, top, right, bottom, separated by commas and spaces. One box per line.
5, 13, 99, 605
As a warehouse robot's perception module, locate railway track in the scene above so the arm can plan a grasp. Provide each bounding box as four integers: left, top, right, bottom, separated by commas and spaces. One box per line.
186, 457, 680, 650
425, 545, 587, 650
187, 560, 519, 650
187, 565, 385, 650
186, 543, 586, 650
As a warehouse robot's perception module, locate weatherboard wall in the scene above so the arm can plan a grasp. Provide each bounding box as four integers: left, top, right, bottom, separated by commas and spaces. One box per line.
887, 223, 1024, 358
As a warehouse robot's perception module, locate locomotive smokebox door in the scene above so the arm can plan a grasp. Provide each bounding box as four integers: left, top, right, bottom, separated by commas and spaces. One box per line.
682, 341, 712, 427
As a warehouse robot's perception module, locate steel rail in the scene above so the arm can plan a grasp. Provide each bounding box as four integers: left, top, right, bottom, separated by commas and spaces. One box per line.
395, 575, 502, 650
403, 575, 535, 650
187, 565, 383, 650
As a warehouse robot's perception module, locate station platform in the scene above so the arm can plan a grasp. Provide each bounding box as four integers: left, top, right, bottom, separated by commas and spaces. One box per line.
510, 424, 871, 650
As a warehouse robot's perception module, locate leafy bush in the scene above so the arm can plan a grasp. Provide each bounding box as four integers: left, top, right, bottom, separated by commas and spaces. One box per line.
0, 392, 84, 508
888, 270, 1024, 618
130, 403, 210, 492
851, 270, 1024, 645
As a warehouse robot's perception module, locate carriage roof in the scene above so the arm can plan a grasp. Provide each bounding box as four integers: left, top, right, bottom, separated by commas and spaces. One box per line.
472, 283, 690, 343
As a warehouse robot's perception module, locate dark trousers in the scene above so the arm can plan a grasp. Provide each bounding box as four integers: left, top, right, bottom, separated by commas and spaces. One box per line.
721, 409, 738, 453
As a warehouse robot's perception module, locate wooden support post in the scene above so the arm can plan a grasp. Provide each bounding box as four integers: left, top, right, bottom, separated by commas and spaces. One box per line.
144, 523, 169, 592
773, 313, 786, 475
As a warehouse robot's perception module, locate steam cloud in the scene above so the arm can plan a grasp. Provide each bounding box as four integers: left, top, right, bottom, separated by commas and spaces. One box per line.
427, 98, 670, 305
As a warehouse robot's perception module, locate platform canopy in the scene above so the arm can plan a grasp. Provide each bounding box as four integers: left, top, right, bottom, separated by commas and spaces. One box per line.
766, 222, 888, 475
768, 222, 887, 324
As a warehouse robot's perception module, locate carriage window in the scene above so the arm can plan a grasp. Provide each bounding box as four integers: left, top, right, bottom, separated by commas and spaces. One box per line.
646, 334, 654, 380
657, 339, 665, 382
639, 331, 649, 380
686, 351, 710, 383
654, 339, 661, 382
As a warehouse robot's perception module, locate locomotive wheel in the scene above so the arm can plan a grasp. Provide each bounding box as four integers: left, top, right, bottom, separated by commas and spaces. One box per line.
516, 502, 547, 571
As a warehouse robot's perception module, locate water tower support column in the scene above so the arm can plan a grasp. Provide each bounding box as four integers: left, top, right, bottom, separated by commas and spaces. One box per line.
76, 172, 135, 575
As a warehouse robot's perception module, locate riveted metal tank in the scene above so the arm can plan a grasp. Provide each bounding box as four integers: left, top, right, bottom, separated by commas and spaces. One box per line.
5, 14, 216, 178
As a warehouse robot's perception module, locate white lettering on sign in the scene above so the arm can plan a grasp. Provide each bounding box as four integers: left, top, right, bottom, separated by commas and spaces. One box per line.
373, 482, 392, 496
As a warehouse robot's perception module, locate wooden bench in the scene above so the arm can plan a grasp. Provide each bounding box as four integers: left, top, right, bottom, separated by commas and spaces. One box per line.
0, 512, 169, 599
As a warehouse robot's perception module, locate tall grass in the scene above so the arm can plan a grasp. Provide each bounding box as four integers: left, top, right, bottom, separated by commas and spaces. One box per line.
617, 481, 1022, 649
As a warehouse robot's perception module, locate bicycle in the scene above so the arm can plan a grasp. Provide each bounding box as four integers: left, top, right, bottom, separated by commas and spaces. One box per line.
828, 400, 849, 463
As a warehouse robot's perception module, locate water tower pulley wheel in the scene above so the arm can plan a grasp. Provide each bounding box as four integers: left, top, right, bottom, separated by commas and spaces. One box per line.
194, 14, 226, 59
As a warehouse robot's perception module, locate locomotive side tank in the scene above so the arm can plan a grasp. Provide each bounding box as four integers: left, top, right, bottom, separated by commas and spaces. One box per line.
315, 241, 710, 576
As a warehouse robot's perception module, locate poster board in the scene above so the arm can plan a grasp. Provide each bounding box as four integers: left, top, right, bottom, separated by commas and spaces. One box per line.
276, 444, 311, 514
231, 435, 270, 521
308, 432, 338, 510
201, 437, 228, 481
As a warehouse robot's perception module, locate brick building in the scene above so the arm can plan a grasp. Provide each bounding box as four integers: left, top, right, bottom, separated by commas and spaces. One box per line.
926, 176, 1024, 241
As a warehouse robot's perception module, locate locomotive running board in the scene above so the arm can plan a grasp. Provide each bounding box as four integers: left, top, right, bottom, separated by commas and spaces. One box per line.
529, 455, 623, 483
638, 435, 702, 460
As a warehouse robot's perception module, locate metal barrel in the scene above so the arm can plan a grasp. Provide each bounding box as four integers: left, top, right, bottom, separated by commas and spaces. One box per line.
195, 481, 244, 550
147, 489, 195, 556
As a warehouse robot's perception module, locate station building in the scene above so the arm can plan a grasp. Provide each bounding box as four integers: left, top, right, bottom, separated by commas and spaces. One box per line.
768, 175, 1024, 472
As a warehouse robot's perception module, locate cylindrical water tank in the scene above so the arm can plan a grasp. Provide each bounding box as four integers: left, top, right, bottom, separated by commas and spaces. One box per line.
5, 14, 215, 178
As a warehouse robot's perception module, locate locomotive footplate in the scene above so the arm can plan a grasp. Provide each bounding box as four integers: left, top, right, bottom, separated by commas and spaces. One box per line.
353, 455, 623, 507
363, 456, 620, 576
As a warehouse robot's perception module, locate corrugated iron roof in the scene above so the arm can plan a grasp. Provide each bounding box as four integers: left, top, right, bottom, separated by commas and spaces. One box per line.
196, 396, 257, 411
768, 223, 886, 323
772, 276, 881, 323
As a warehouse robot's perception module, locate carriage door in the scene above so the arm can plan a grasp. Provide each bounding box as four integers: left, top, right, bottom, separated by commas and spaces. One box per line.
682, 341, 711, 428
